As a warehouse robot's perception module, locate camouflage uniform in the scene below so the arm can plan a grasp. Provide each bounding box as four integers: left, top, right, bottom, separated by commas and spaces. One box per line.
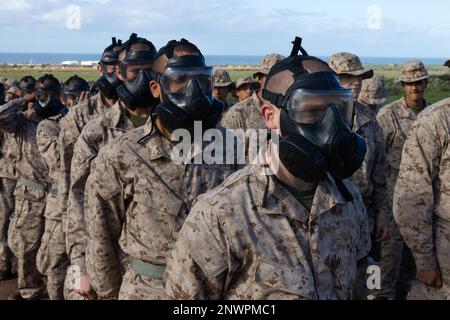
358, 75, 388, 114
58, 93, 111, 222
328, 53, 386, 299
374, 60, 430, 299
213, 70, 233, 111
0, 98, 49, 299
84, 120, 236, 299
220, 92, 266, 164
164, 155, 371, 300
393, 98, 450, 299
35, 115, 69, 300
0, 130, 16, 276
64, 102, 138, 299
252, 54, 285, 79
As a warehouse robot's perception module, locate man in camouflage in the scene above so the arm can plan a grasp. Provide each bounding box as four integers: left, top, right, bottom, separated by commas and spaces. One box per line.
0, 129, 16, 280
220, 54, 284, 163
394, 98, 450, 299
58, 38, 123, 230
84, 39, 236, 300
233, 76, 259, 103
164, 51, 371, 300
64, 34, 157, 300
358, 74, 388, 114
213, 69, 234, 111
0, 74, 64, 300
375, 59, 430, 299
328, 52, 390, 299
35, 76, 90, 300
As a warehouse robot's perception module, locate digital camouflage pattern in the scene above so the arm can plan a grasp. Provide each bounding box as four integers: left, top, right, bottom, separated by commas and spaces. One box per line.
0, 130, 16, 274
35, 115, 69, 300
358, 75, 388, 113
394, 98, 450, 298
396, 59, 429, 83
375, 96, 429, 298
220, 92, 267, 163
328, 52, 373, 78
66, 102, 137, 278
214, 70, 233, 88
84, 119, 237, 299
58, 93, 111, 222
351, 102, 389, 233
253, 54, 285, 77
164, 160, 371, 300
0, 98, 49, 299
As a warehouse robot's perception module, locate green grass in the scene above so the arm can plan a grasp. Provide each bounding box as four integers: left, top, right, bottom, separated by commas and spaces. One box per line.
2, 66, 450, 105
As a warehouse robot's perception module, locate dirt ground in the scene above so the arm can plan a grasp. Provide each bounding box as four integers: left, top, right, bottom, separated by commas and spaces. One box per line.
0, 278, 17, 300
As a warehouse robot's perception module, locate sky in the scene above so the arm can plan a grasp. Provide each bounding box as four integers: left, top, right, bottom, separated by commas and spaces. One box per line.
0, 0, 449, 57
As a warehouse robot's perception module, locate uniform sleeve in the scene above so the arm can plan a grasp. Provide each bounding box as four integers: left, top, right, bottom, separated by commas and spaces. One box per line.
0, 98, 25, 133
66, 126, 100, 274
393, 116, 442, 270
220, 105, 241, 130
353, 188, 372, 261
58, 109, 85, 217
36, 121, 60, 172
84, 149, 126, 299
164, 198, 228, 300
371, 120, 391, 228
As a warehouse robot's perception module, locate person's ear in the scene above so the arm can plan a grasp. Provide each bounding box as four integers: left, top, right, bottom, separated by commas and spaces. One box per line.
150, 80, 162, 101
261, 103, 278, 130
97, 64, 103, 75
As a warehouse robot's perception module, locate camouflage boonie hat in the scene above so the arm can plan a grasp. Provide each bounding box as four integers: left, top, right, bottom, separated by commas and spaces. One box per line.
5, 79, 19, 88
396, 59, 429, 83
7, 86, 20, 95
328, 52, 374, 79
253, 54, 285, 78
214, 69, 233, 88
0, 77, 8, 84
235, 76, 259, 90
359, 75, 388, 105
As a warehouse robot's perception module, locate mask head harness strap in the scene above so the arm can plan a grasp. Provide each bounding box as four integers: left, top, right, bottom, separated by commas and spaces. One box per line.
100, 37, 123, 66
35, 74, 61, 95
63, 75, 90, 95
119, 33, 157, 77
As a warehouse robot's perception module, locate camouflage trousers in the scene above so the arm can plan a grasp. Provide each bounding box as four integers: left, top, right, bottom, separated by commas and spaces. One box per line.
63, 265, 90, 300
373, 219, 415, 299
36, 218, 69, 300
0, 177, 15, 272
408, 218, 450, 300
7, 196, 46, 299
119, 267, 164, 300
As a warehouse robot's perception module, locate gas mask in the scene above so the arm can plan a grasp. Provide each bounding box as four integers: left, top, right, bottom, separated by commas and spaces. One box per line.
264, 71, 367, 183
155, 55, 223, 133
33, 91, 66, 118
96, 67, 122, 100
116, 68, 157, 111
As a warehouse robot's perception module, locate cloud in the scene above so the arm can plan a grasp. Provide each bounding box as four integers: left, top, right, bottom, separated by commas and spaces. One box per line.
0, 0, 31, 11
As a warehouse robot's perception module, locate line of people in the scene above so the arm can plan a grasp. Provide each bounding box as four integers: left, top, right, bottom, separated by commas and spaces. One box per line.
0, 34, 449, 300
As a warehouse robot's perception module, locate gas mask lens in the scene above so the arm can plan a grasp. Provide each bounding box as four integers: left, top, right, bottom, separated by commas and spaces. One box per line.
288, 89, 354, 124
160, 67, 213, 97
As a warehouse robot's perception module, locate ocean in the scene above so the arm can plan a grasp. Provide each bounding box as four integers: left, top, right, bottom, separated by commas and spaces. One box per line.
0, 52, 447, 66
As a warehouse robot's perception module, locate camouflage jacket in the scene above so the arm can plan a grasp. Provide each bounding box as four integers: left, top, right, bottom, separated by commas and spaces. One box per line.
67, 102, 137, 274
0, 130, 16, 179
36, 114, 64, 219
376, 97, 429, 211
164, 162, 371, 300
350, 102, 389, 229
58, 93, 111, 212
220, 92, 267, 164
84, 120, 237, 299
0, 98, 49, 202
393, 98, 450, 270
